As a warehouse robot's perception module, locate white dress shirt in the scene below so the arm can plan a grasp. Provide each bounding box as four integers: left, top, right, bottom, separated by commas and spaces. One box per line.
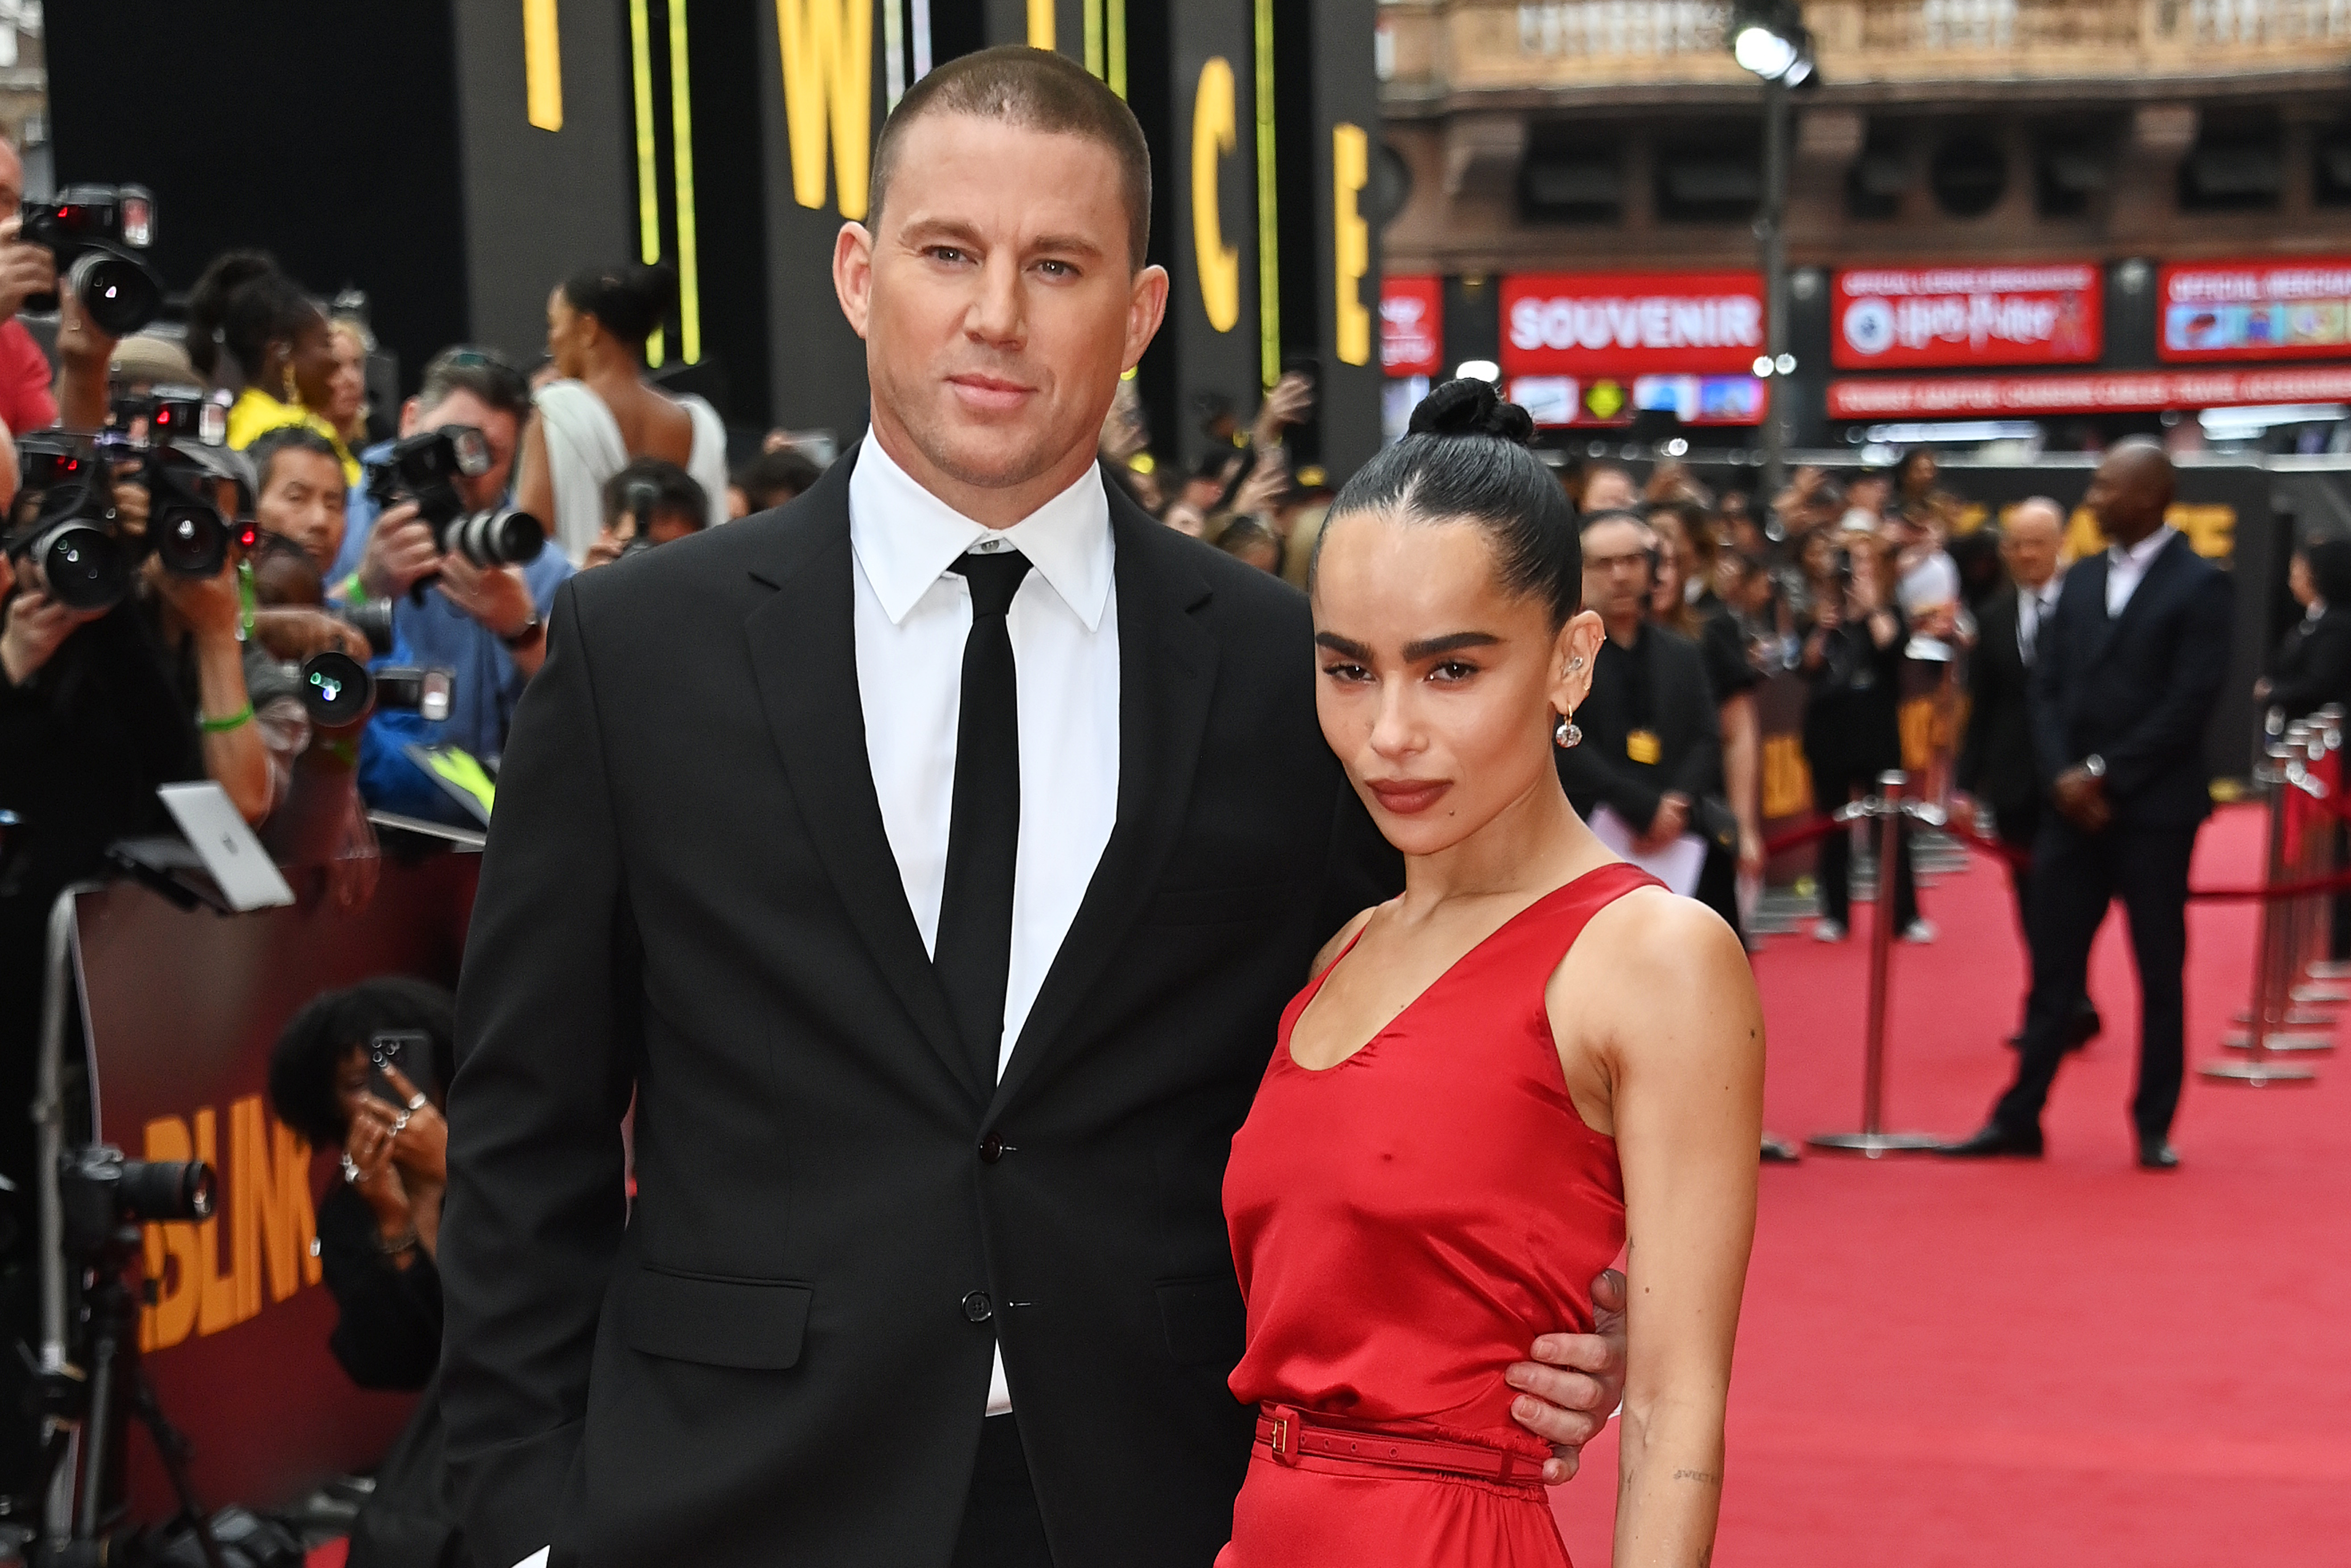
850, 432, 1121, 1417
2105, 526, 2176, 618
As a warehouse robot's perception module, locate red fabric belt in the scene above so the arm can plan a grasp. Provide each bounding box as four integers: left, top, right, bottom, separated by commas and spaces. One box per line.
1254, 1405, 1548, 1489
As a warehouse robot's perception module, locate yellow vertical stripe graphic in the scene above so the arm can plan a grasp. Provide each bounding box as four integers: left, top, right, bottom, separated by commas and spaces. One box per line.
776, 0, 873, 219
1333, 123, 1371, 367
1106, 0, 1126, 99
1253, 0, 1279, 388
628, 0, 663, 364
525, 0, 564, 131
1083, 0, 1102, 78
1027, 0, 1055, 50
670, 0, 701, 363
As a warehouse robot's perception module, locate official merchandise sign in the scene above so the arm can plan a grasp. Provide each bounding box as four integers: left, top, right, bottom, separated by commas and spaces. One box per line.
1510, 374, 1766, 428
1832, 264, 2102, 369
2158, 259, 2351, 362
1828, 365, 2351, 419
1501, 271, 1765, 377
1380, 275, 1444, 378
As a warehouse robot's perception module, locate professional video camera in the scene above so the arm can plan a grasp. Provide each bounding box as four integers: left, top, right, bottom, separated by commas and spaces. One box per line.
364, 427, 544, 581
297, 652, 453, 728
21, 184, 166, 339
5, 426, 247, 615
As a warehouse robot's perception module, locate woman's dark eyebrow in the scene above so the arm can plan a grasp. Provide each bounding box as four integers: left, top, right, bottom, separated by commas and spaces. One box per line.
1315, 631, 1373, 660
1402, 631, 1501, 661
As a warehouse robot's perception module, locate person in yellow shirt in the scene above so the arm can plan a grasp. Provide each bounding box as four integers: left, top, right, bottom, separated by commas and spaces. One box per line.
188, 249, 358, 487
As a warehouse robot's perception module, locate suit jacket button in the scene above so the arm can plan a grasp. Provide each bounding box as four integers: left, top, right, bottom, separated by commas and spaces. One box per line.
978, 1135, 1005, 1164
962, 1290, 994, 1324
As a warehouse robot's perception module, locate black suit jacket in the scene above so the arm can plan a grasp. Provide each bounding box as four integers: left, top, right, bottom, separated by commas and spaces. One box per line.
1958, 585, 2040, 818
438, 454, 1399, 1568
2030, 531, 2233, 829
2267, 604, 2351, 720
1555, 624, 1721, 831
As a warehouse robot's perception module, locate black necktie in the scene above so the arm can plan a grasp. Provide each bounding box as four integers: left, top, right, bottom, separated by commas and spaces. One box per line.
934, 548, 1032, 1093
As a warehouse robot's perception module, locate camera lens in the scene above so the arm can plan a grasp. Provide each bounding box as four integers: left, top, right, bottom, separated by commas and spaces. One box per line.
68, 248, 164, 339
115, 1158, 216, 1222
150, 503, 228, 578
452, 507, 545, 567
24, 520, 130, 612
302, 650, 375, 726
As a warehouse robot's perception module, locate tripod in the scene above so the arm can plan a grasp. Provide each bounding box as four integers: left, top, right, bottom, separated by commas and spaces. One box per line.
36, 1223, 226, 1568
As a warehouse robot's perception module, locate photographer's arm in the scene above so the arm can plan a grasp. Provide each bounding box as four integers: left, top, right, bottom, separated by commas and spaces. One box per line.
51, 289, 115, 433
440, 578, 639, 1568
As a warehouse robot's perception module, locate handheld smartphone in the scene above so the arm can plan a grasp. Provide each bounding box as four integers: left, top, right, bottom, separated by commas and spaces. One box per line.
369, 1031, 428, 1105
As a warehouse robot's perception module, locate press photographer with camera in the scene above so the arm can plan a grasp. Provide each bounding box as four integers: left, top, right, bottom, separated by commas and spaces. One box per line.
582, 457, 707, 568
0, 141, 62, 435
335, 348, 569, 821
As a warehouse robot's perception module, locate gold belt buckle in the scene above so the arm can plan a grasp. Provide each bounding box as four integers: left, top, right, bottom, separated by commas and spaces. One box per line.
1266, 1406, 1298, 1465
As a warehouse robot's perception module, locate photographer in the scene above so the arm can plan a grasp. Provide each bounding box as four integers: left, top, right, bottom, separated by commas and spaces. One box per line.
584, 457, 707, 568
1797, 528, 1926, 944
336, 349, 571, 820
266, 977, 453, 1391
0, 141, 62, 434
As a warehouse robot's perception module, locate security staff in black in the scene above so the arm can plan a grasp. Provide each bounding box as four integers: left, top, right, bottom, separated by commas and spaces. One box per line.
1944, 441, 2233, 1170
1557, 511, 1732, 931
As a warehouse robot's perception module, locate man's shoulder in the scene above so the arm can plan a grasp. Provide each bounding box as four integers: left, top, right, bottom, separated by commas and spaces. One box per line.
569, 494, 839, 618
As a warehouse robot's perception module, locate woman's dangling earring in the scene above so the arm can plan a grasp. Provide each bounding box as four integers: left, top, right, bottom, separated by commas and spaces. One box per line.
281, 360, 300, 403
1555, 714, 1583, 749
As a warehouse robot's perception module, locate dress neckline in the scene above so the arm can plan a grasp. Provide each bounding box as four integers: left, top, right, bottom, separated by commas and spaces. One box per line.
1284, 861, 1638, 1075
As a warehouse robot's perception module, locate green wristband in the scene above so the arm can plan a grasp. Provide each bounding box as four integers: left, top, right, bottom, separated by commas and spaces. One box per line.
200, 702, 255, 734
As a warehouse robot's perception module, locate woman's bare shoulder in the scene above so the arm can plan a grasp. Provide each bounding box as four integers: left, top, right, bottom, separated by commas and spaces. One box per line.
1562, 885, 1754, 1017
1308, 906, 1382, 982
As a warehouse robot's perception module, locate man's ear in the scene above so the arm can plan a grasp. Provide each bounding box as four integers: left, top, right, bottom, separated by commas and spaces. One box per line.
397, 396, 420, 438
1124, 264, 1170, 371
834, 222, 877, 341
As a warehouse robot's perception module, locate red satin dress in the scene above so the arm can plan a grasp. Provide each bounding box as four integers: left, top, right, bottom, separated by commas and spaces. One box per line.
1217, 864, 1653, 1568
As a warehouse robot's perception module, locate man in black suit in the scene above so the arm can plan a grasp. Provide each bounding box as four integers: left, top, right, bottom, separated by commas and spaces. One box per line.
437, 49, 1620, 1568
1943, 441, 2233, 1169
1956, 497, 2099, 1048
1556, 510, 1732, 930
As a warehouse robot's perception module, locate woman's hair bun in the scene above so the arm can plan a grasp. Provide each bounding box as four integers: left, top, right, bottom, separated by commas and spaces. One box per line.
1407, 378, 1536, 447
561, 260, 680, 347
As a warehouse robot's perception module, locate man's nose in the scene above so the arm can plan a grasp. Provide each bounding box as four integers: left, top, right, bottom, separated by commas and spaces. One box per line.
968, 256, 1025, 345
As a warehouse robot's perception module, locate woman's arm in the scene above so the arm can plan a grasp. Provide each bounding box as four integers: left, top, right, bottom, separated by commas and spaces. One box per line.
1718, 690, 1763, 875
1557, 895, 1762, 1568
515, 410, 555, 533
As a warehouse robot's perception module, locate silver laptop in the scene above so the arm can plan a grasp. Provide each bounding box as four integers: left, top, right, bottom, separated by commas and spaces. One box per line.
156, 782, 297, 912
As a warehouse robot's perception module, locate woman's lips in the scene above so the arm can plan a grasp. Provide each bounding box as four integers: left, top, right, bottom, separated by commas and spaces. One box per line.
1368, 780, 1450, 815
947, 373, 1034, 413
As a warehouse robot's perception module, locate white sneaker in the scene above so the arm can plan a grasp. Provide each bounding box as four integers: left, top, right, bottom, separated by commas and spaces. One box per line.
1813, 919, 1847, 942
1903, 919, 1938, 944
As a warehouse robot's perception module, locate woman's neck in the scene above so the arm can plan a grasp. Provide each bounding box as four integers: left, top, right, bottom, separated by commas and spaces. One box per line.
1397, 770, 1599, 915
581, 349, 647, 398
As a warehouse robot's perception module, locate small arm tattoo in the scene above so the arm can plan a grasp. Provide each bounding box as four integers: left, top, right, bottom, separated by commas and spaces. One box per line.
1673, 1468, 1723, 1486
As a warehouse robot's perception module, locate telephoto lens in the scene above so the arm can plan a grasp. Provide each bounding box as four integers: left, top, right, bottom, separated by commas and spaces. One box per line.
336, 595, 395, 654
58, 1144, 216, 1257
446, 506, 546, 568
143, 471, 229, 579
116, 1157, 218, 1222
301, 650, 375, 727
67, 249, 166, 339
11, 515, 128, 612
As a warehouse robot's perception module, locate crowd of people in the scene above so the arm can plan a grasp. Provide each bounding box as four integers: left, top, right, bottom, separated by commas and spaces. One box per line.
0, 38, 2338, 1561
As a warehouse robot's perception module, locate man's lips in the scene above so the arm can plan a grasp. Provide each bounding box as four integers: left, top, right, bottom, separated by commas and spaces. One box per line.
947, 373, 1036, 411
1368, 779, 1450, 815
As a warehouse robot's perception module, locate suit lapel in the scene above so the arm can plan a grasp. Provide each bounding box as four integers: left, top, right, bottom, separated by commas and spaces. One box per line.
990, 486, 1220, 1118
740, 452, 979, 1103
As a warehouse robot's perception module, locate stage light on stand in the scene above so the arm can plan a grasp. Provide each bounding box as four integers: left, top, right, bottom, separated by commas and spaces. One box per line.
1453, 360, 1501, 385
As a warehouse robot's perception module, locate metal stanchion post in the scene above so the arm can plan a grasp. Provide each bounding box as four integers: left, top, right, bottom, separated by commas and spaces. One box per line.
2233, 720, 2335, 1035
1811, 771, 1943, 1155
2307, 705, 2351, 982
2291, 716, 2346, 1002
2210, 733, 2324, 1082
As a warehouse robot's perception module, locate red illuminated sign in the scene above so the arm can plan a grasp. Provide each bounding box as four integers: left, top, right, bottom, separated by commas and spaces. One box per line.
1501, 272, 1765, 377
1380, 275, 1444, 378
2158, 259, 2351, 362
1831, 264, 2102, 370
1827, 366, 2351, 420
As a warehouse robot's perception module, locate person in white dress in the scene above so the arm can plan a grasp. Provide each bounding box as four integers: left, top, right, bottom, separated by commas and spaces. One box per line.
514, 262, 730, 565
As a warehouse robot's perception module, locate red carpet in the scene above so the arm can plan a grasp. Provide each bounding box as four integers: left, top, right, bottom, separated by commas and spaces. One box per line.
1549, 804, 2351, 1566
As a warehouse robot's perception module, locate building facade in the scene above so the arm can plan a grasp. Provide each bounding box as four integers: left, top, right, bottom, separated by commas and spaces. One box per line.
1375, 0, 2351, 452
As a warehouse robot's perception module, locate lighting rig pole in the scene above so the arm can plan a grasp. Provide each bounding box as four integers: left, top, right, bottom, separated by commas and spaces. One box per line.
1730, 2, 1815, 508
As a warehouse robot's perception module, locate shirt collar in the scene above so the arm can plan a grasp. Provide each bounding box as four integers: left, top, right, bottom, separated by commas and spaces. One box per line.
848, 432, 1113, 631
2110, 526, 2175, 572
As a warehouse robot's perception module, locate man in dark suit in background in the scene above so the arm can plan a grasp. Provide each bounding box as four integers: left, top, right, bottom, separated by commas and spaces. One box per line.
1956, 496, 2099, 1049
1944, 441, 2233, 1169
1557, 510, 1733, 932
437, 48, 1620, 1568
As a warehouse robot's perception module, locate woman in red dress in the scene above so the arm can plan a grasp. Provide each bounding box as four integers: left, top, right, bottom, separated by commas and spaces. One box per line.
1219, 381, 1763, 1568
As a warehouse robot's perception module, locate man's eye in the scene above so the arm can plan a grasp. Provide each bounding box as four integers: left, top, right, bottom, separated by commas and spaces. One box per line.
1036, 259, 1076, 278
927, 246, 970, 265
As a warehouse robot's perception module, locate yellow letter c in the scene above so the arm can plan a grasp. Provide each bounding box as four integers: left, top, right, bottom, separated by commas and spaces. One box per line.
1192, 58, 1240, 334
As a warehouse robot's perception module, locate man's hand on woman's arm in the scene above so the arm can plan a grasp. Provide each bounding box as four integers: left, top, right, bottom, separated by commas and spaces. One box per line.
1506, 1267, 1630, 1483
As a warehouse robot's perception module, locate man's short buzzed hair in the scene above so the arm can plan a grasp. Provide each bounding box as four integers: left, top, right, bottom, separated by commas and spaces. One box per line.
867, 45, 1152, 270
